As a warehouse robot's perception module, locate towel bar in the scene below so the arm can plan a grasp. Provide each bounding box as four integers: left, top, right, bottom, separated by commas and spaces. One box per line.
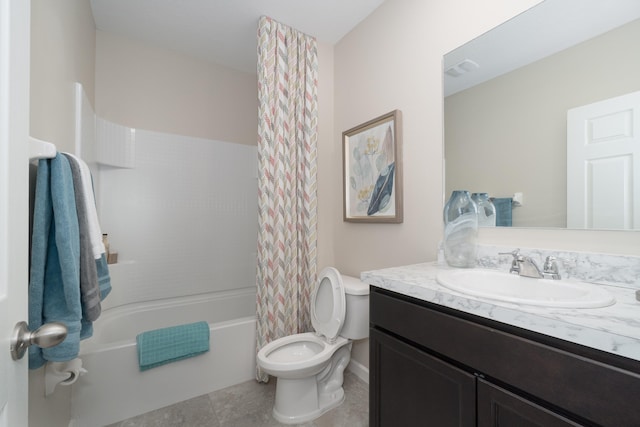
29, 136, 56, 160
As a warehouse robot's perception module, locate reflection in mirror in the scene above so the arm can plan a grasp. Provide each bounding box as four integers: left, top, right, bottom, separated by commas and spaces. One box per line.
444, 0, 640, 229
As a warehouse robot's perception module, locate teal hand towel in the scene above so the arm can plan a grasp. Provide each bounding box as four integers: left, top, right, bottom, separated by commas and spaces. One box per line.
136, 321, 210, 371
492, 197, 513, 227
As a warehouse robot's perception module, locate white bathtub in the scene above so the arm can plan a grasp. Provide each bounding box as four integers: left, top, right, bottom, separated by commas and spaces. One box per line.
70, 288, 257, 427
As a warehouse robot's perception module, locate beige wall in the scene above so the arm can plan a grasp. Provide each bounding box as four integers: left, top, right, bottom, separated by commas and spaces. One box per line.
332, 0, 545, 370
29, 2, 96, 425
332, 0, 640, 369
333, 0, 640, 266
30, 0, 96, 153
95, 30, 257, 146
332, 0, 543, 276
445, 19, 640, 228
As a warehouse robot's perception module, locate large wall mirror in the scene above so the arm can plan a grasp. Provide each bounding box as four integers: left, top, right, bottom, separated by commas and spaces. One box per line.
444, 0, 640, 230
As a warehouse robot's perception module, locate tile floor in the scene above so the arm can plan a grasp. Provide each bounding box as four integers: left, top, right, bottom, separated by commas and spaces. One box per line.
106, 371, 369, 427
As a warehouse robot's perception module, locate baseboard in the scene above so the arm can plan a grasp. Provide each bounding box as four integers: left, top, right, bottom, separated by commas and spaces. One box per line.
347, 359, 369, 385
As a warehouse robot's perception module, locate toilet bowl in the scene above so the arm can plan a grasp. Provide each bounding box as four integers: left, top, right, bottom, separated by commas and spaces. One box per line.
258, 333, 349, 378
257, 267, 369, 424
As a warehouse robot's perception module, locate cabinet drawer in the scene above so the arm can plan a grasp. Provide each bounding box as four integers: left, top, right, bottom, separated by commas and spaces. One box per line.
371, 289, 640, 426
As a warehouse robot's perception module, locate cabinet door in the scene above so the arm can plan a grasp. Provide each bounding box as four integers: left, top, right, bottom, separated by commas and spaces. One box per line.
478, 379, 583, 427
370, 328, 476, 427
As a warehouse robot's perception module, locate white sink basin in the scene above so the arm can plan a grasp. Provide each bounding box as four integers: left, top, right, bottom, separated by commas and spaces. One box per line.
436, 269, 615, 308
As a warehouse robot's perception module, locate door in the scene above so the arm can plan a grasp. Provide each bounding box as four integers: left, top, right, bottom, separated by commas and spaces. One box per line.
477, 379, 583, 427
370, 328, 476, 427
567, 91, 640, 229
0, 0, 30, 426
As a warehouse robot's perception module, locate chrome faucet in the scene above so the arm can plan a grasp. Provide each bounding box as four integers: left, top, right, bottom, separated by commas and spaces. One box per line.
499, 249, 561, 280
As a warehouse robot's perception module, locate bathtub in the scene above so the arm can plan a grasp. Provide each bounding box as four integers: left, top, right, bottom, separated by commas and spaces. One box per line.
70, 288, 257, 427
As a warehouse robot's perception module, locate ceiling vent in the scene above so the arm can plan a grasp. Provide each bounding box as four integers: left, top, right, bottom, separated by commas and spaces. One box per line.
444, 59, 479, 77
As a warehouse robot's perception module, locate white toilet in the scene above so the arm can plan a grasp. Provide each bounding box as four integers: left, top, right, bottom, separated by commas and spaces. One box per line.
257, 266, 369, 424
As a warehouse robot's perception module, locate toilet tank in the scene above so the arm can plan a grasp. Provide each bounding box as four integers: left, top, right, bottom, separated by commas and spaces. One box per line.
339, 275, 370, 340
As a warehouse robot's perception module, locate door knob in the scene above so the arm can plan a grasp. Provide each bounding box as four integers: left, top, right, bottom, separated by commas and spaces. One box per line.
10, 321, 68, 361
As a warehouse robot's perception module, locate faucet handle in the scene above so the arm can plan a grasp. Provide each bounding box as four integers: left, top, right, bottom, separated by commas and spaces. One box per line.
543, 255, 557, 268
542, 256, 561, 280
499, 249, 522, 274
498, 248, 521, 259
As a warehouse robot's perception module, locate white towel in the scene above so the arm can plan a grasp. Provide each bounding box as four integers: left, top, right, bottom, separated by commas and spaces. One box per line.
63, 153, 105, 258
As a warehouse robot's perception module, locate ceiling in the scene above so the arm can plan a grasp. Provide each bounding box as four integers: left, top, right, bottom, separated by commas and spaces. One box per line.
90, 0, 385, 74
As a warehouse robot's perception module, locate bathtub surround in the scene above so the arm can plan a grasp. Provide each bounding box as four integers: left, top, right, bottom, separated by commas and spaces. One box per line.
256, 17, 319, 382
96, 128, 258, 310
94, 117, 135, 169
72, 291, 256, 426
69, 118, 259, 424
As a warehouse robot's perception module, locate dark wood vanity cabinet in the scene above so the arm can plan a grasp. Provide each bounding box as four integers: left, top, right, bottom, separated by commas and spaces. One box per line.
370, 287, 640, 427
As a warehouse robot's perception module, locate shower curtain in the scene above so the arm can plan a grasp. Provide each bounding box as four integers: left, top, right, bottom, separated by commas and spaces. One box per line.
255, 16, 318, 382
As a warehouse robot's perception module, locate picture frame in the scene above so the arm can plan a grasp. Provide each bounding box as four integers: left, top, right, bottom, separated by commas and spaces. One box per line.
343, 110, 403, 223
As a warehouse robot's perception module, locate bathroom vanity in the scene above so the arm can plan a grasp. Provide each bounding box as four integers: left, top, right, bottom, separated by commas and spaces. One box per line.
365, 261, 640, 427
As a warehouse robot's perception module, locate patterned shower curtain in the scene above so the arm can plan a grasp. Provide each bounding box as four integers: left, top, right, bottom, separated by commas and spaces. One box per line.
255, 16, 318, 382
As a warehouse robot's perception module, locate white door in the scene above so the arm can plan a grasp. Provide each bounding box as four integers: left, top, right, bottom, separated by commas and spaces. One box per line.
0, 0, 30, 426
567, 91, 640, 229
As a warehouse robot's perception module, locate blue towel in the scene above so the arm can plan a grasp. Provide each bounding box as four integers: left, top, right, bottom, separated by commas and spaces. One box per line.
136, 321, 210, 371
492, 197, 513, 227
29, 155, 88, 369
96, 253, 112, 300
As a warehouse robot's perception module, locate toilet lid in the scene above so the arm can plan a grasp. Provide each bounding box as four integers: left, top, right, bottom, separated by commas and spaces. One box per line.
310, 267, 346, 341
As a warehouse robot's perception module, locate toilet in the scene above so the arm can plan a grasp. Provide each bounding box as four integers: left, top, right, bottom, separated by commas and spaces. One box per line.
257, 267, 370, 424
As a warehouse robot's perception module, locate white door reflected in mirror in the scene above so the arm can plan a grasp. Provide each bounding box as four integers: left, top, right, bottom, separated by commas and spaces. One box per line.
567, 90, 640, 230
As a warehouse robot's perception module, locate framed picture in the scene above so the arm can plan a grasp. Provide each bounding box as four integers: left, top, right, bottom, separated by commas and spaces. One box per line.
343, 110, 403, 223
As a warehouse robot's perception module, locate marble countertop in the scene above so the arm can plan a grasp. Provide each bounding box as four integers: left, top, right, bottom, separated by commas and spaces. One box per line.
362, 262, 640, 363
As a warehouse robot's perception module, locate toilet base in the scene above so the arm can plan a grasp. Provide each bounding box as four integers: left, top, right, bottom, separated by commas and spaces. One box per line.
272, 377, 345, 424
270, 343, 352, 424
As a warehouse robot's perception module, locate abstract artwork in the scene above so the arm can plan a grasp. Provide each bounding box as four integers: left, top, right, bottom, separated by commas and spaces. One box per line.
343, 110, 403, 223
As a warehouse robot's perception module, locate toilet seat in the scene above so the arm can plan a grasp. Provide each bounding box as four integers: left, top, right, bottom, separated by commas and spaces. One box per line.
310, 267, 346, 342
257, 333, 349, 378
